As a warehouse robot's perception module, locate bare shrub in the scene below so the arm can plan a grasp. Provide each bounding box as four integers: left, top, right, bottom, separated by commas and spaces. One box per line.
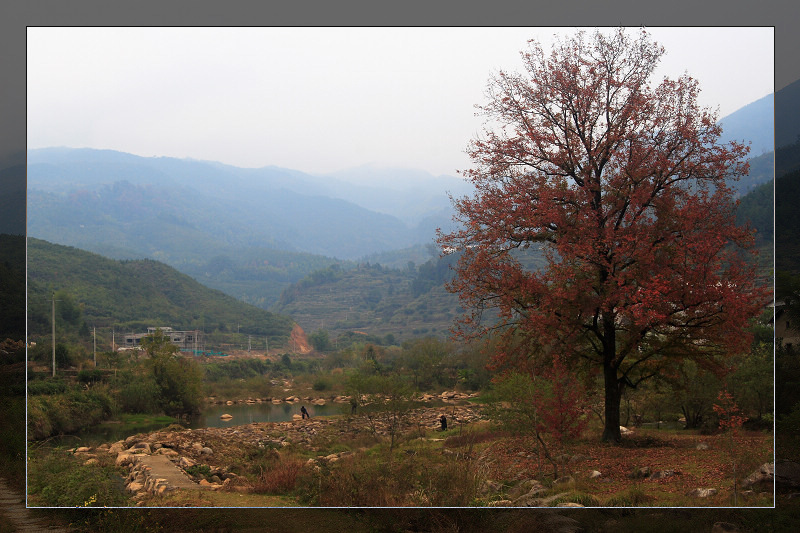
252, 457, 304, 494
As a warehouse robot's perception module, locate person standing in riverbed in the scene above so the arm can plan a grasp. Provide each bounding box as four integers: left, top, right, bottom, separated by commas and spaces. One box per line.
301, 405, 310, 419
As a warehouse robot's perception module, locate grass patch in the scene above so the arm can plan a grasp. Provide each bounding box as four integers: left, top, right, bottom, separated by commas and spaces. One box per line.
605, 485, 656, 507
27, 446, 130, 507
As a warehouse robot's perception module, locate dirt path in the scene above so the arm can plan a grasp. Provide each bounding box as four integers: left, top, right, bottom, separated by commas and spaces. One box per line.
0, 477, 73, 532
131, 453, 210, 491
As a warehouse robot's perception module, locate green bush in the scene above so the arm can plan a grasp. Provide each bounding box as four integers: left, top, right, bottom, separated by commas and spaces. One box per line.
312, 378, 331, 391
27, 377, 68, 395
27, 386, 116, 439
77, 368, 105, 384
116, 374, 161, 414
606, 486, 655, 507
27, 448, 129, 507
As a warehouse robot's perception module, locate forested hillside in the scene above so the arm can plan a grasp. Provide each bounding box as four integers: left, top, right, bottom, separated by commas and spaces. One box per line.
27, 238, 295, 343
273, 255, 464, 343
272, 246, 551, 344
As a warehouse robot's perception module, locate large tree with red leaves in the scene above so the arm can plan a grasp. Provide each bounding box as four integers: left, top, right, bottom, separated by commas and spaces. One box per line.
439, 28, 769, 443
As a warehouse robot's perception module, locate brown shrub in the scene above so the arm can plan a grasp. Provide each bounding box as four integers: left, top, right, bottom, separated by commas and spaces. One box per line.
252, 457, 305, 494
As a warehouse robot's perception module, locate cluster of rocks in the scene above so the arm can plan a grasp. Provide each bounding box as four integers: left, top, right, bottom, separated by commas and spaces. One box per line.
627, 466, 681, 481
481, 477, 586, 507
208, 390, 479, 407
470, 451, 784, 507
208, 395, 343, 406
82, 405, 485, 502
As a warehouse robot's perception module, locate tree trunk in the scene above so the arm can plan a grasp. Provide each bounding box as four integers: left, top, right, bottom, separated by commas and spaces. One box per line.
601, 313, 622, 443
602, 361, 623, 443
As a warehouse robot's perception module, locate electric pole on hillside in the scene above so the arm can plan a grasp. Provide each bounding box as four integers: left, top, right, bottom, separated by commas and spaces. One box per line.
93, 326, 97, 367
49, 292, 61, 377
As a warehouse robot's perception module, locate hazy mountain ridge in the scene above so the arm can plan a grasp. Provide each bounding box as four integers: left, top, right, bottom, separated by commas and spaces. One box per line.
718, 91, 774, 157
25, 87, 783, 315
27, 148, 458, 260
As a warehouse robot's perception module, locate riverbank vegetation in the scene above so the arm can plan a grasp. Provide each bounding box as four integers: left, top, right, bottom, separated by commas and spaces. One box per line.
25, 318, 778, 510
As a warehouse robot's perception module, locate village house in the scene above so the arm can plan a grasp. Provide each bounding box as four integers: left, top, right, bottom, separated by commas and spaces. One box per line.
120, 327, 203, 352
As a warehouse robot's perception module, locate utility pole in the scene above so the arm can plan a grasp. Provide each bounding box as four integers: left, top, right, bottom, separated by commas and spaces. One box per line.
93, 326, 97, 367
48, 292, 62, 377
51, 293, 56, 377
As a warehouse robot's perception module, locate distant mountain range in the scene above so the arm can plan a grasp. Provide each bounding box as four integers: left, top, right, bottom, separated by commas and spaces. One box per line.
26, 82, 786, 314
27, 148, 469, 261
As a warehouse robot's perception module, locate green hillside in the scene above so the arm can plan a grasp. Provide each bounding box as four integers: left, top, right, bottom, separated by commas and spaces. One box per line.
272, 257, 466, 344
271, 248, 552, 344
27, 238, 295, 345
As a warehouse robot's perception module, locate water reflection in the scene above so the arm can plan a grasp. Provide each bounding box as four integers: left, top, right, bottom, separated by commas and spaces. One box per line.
188, 401, 341, 429
52, 402, 343, 447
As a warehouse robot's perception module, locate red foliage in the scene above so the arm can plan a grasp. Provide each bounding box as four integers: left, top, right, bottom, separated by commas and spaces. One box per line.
536, 354, 589, 444
713, 388, 748, 431
438, 28, 770, 443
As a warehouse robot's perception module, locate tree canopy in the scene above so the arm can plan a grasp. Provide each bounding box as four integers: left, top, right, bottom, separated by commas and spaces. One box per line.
439, 28, 769, 443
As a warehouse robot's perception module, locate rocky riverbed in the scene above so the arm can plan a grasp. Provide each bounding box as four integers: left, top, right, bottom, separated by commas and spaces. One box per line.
70, 404, 485, 503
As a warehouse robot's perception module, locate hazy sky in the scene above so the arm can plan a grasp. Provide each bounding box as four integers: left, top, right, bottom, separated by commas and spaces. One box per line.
27, 27, 773, 177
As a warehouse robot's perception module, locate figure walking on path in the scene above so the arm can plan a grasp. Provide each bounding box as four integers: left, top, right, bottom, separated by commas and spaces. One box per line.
440, 414, 447, 431
301, 405, 309, 419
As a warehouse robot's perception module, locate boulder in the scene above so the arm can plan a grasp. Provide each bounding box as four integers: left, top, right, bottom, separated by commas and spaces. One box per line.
479, 479, 504, 496
154, 448, 179, 456
115, 453, 137, 467
506, 479, 546, 501
126, 442, 151, 454
108, 441, 125, 455
743, 463, 773, 488
650, 469, 679, 480
588, 470, 602, 479
220, 413, 233, 420
688, 488, 717, 498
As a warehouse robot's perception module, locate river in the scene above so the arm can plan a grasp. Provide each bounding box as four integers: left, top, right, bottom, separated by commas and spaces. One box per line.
190, 401, 341, 428
53, 401, 343, 447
